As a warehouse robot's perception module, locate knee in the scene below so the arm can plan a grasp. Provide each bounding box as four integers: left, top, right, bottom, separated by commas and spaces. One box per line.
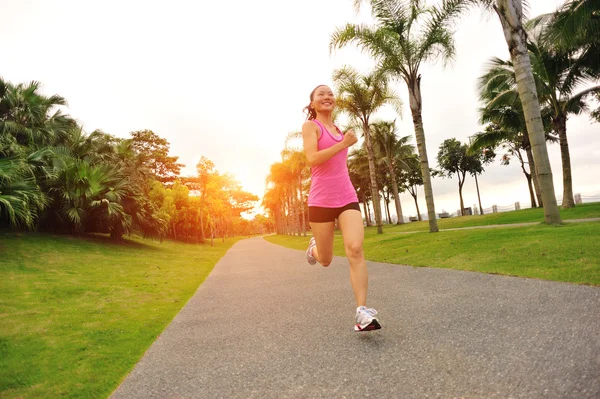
320, 255, 333, 267
345, 242, 363, 260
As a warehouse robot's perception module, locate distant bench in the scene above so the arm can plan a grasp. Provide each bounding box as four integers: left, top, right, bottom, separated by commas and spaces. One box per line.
438, 212, 450, 219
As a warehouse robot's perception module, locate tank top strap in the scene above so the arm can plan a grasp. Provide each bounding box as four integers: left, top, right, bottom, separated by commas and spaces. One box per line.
311, 119, 324, 141
312, 119, 324, 131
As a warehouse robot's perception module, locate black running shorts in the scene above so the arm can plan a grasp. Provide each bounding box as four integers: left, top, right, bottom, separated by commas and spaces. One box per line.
308, 202, 361, 223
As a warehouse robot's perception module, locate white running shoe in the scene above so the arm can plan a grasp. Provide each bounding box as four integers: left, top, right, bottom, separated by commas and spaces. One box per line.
355, 306, 381, 332
305, 237, 317, 265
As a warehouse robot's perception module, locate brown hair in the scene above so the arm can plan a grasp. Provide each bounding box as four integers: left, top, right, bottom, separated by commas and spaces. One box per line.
303, 84, 327, 120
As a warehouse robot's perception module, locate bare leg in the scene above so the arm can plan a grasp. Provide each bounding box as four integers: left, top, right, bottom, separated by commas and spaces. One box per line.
309, 221, 335, 267
337, 209, 367, 307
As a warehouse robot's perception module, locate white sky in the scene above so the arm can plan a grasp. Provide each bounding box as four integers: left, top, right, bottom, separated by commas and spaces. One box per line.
2, 0, 598, 218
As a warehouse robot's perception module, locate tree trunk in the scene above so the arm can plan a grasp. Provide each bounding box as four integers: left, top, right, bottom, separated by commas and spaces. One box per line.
298, 175, 306, 236
384, 191, 391, 224
494, 0, 561, 224
363, 121, 383, 234
282, 199, 288, 235
406, 75, 439, 232
411, 192, 422, 221
361, 194, 371, 226
458, 173, 466, 216
389, 164, 405, 224
366, 200, 373, 226
553, 115, 574, 208
474, 173, 484, 216
524, 146, 542, 207
526, 172, 536, 208
199, 192, 206, 243
515, 147, 537, 207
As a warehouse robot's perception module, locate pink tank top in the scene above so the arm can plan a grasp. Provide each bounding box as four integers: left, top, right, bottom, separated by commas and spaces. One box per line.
307, 120, 359, 208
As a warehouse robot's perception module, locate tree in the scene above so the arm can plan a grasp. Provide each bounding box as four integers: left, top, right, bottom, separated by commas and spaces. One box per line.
477, 0, 561, 223
130, 130, 183, 184
281, 148, 309, 236
371, 120, 414, 224
436, 138, 484, 216
477, 36, 600, 208
190, 156, 216, 243
471, 143, 496, 215
0, 78, 75, 148
470, 123, 543, 208
0, 155, 49, 228
348, 148, 374, 226
476, 57, 557, 207
401, 156, 424, 221
331, 0, 475, 232
332, 66, 402, 234
536, 0, 600, 52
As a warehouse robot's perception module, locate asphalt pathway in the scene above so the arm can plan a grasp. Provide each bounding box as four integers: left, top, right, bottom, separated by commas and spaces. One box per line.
111, 237, 600, 398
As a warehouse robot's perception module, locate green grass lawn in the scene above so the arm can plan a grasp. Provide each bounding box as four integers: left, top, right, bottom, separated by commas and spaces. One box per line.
0, 232, 240, 399
265, 221, 600, 286
375, 201, 600, 235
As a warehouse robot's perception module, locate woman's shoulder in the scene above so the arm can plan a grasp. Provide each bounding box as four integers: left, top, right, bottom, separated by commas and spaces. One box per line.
302, 120, 320, 132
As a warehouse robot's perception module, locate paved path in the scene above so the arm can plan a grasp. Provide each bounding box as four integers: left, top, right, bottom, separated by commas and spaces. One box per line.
111, 237, 600, 398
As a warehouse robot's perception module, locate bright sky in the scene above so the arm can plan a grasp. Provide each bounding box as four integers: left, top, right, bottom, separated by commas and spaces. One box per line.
2, 0, 598, 218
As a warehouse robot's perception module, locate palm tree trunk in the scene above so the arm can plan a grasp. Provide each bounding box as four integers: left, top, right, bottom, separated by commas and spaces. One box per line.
286, 196, 293, 235
276, 209, 283, 234
494, 0, 561, 224
524, 146, 542, 207
406, 76, 439, 232
553, 115, 574, 208
474, 173, 484, 216
363, 121, 383, 234
298, 176, 306, 236
361, 195, 371, 226
389, 164, 404, 224
290, 187, 299, 236
366, 200, 373, 226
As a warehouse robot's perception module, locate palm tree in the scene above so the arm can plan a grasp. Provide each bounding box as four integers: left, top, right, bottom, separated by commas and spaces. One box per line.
0, 155, 49, 228
470, 124, 538, 208
534, 0, 600, 52
0, 78, 74, 147
477, 0, 561, 223
265, 161, 295, 235
348, 148, 373, 226
331, 0, 475, 232
371, 120, 414, 224
478, 38, 600, 208
539, 0, 600, 124
332, 66, 402, 234
282, 148, 309, 236
476, 59, 556, 207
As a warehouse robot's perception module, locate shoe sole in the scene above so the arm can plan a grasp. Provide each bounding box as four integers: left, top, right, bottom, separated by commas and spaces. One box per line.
354, 319, 381, 332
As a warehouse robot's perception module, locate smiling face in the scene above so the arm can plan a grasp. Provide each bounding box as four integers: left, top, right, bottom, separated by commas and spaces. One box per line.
310, 85, 335, 114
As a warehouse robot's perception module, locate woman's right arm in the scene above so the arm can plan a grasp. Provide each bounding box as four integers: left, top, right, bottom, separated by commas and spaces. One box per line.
302, 121, 356, 167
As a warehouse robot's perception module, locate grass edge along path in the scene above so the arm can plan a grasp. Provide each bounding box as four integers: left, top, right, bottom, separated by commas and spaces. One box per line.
375, 202, 600, 234
0, 232, 241, 399
265, 221, 600, 286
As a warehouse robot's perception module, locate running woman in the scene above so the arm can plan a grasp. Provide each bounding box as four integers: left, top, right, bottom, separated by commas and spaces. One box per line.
301, 84, 381, 332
